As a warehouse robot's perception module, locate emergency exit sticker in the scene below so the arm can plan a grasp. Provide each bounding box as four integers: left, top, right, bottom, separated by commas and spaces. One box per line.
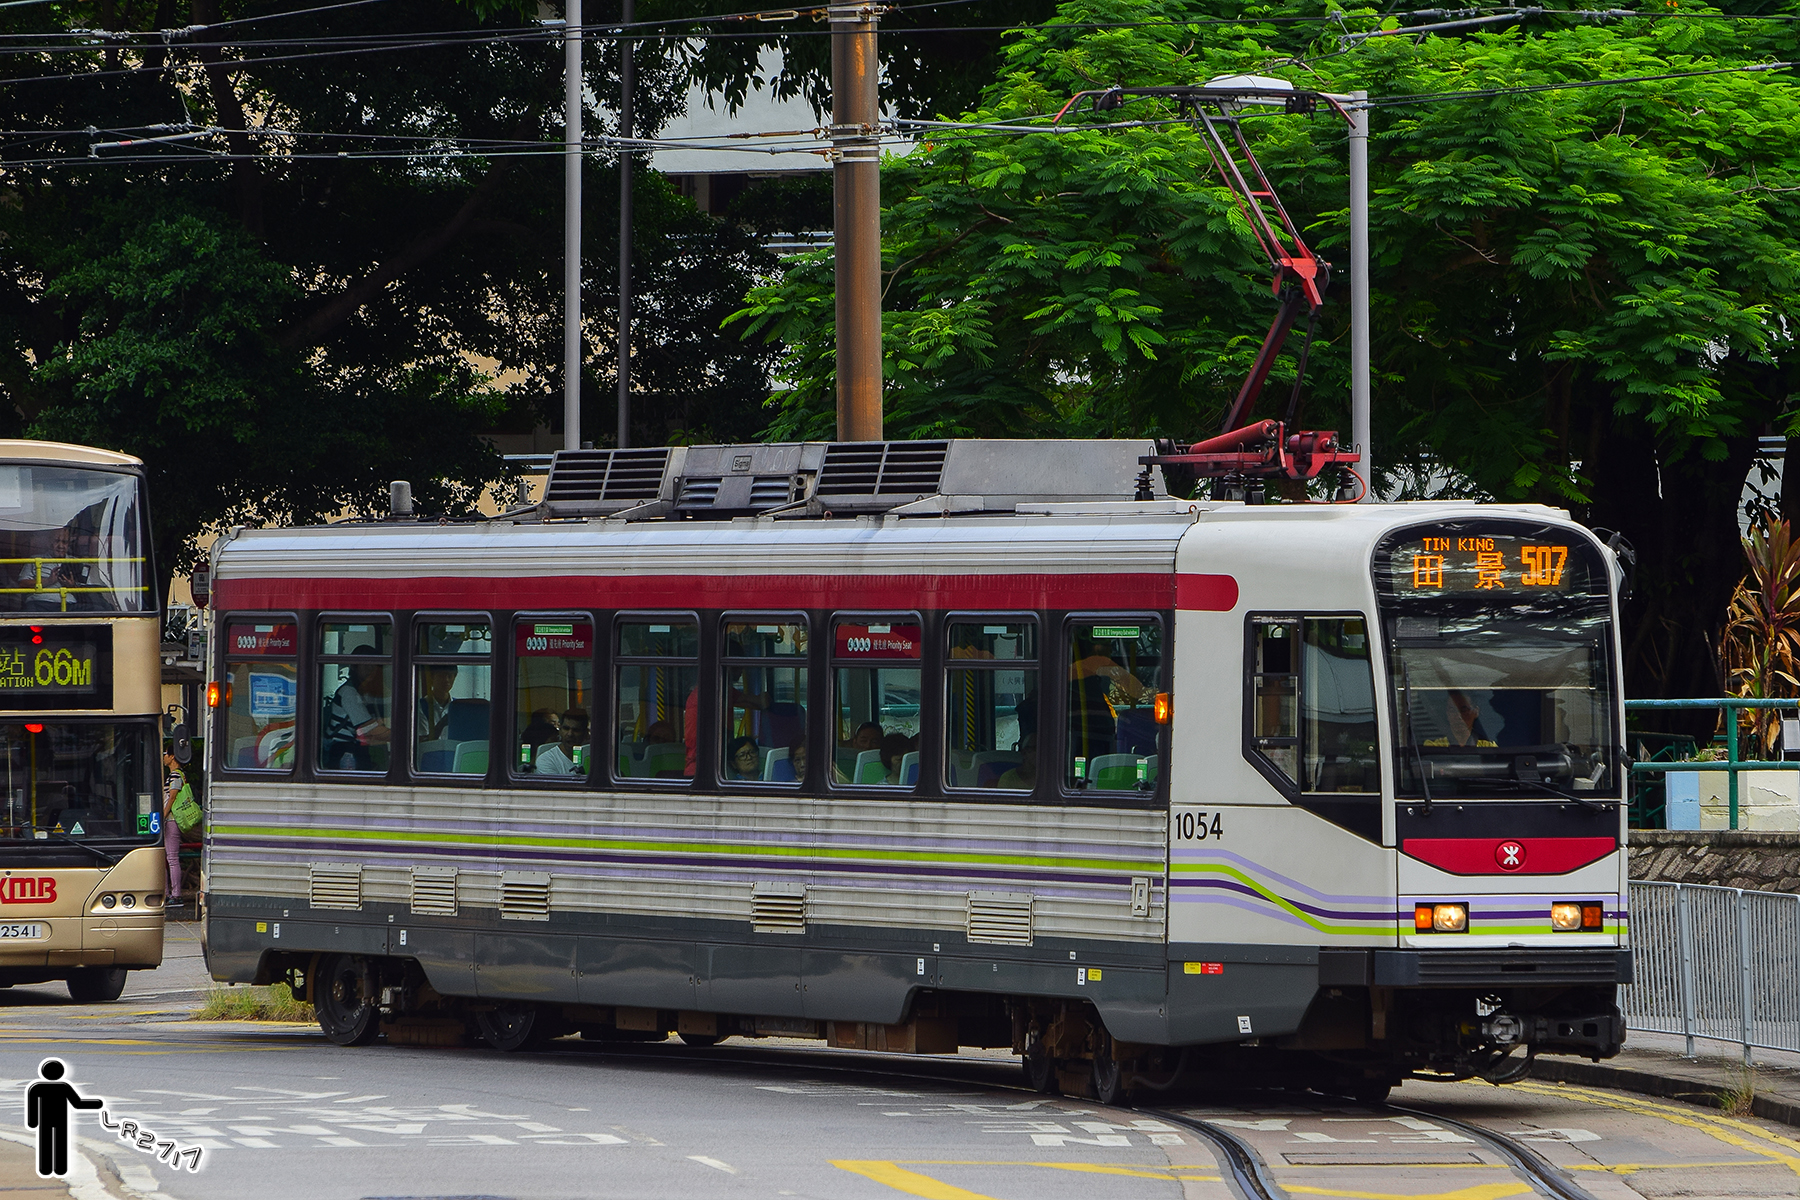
1184, 962, 1224, 975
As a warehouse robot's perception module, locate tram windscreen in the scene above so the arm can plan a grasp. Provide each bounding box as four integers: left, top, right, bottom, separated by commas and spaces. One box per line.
1374, 522, 1619, 797
0, 465, 147, 613
0, 722, 160, 842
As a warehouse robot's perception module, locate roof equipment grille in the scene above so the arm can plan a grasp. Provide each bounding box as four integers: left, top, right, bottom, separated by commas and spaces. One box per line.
544, 448, 670, 504
817, 441, 948, 497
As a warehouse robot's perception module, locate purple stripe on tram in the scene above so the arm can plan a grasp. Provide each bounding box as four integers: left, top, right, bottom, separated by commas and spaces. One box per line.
1173, 876, 1393, 922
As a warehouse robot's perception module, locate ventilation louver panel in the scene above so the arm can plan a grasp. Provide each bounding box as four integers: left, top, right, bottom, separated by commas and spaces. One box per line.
676, 478, 722, 509
817, 441, 948, 497
544, 448, 671, 504
500, 871, 551, 921
309, 863, 363, 911
410, 866, 457, 917
750, 476, 800, 508
751, 882, 807, 934
967, 891, 1033, 946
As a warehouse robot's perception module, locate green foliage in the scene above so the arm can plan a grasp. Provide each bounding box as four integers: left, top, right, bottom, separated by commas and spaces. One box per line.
0, 0, 780, 584
735, 0, 1800, 513
196, 983, 314, 1022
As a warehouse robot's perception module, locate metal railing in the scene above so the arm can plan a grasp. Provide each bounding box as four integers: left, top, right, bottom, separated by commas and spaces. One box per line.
1627, 698, 1800, 830
1623, 880, 1800, 1064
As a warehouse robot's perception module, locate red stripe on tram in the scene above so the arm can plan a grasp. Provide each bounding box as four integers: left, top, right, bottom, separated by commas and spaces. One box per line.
215, 572, 1197, 614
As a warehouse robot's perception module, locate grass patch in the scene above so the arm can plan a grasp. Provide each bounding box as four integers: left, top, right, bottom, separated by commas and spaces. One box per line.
1719, 1062, 1758, 1116
195, 983, 315, 1023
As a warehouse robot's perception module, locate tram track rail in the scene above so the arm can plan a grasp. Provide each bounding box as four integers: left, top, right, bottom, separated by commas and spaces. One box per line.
513, 1034, 1616, 1200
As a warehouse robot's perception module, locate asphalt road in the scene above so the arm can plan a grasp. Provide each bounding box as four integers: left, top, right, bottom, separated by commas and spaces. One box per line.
4, 923, 1800, 1200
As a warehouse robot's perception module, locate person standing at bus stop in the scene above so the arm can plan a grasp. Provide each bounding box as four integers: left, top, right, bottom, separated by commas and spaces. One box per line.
161, 750, 185, 902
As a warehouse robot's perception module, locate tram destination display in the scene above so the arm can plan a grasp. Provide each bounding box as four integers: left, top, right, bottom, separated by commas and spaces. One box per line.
0, 625, 112, 708
1383, 527, 1601, 596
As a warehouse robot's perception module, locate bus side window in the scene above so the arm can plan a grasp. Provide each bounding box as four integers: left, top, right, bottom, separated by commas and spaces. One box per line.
222, 618, 298, 771
318, 621, 393, 773
1245, 616, 1379, 795
613, 617, 699, 783
831, 615, 922, 790
513, 618, 594, 779
944, 619, 1038, 791
1065, 617, 1163, 792
413, 620, 493, 777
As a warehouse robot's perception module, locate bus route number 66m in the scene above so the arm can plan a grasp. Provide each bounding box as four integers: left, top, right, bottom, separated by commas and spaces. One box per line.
1173, 810, 1224, 841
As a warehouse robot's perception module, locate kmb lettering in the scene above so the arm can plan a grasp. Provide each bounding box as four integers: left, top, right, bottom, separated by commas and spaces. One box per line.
2, 876, 56, 904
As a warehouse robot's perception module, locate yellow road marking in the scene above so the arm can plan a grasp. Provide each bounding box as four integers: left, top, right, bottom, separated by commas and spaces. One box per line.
1513, 1081, 1800, 1177
832, 1162, 1003, 1199
839, 1161, 1530, 1200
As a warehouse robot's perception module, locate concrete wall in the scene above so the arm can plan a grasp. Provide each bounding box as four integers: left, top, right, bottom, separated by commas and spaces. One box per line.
1629, 830, 1800, 892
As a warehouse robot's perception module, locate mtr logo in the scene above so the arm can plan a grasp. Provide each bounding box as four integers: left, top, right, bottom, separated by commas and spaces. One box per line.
1, 876, 56, 904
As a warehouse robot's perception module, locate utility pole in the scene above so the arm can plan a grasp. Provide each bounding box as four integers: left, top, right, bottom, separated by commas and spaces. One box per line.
829, 2, 882, 442
617, 0, 633, 449
1347, 90, 1371, 500
563, 0, 583, 452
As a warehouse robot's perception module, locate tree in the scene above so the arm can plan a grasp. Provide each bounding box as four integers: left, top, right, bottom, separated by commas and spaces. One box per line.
732, 0, 1800, 702
0, 0, 780, 588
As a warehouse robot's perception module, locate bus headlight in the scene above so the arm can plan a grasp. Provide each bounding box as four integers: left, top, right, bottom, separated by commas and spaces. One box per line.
1414, 903, 1467, 933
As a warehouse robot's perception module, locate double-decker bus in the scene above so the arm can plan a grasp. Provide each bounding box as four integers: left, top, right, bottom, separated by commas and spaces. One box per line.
0, 441, 165, 1002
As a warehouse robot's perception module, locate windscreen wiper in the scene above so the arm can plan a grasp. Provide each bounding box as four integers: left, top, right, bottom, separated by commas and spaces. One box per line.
46, 830, 120, 867
1484, 775, 1617, 814
1401, 665, 1433, 815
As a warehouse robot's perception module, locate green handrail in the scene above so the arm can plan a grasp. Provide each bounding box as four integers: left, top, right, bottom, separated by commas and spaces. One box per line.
1626, 698, 1799, 830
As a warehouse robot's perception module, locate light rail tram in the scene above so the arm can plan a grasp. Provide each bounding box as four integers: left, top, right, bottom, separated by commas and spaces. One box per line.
198, 440, 1629, 1100
0, 440, 167, 1002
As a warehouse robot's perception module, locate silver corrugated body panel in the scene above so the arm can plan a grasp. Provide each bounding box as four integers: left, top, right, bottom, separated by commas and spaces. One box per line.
214, 512, 1192, 582
208, 783, 1169, 943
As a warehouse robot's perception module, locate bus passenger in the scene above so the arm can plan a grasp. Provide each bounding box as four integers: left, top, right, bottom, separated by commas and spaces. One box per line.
535, 709, 589, 775
325, 654, 391, 769
726, 736, 761, 781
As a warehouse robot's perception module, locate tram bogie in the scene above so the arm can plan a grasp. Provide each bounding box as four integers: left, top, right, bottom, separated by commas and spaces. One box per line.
200, 439, 1630, 1094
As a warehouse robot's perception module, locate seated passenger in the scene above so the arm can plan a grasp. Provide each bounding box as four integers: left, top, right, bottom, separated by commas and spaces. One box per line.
1422, 690, 1496, 748
726, 735, 761, 781
997, 734, 1037, 790
880, 733, 911, 785
535, 708, 589, 775
845, 721, 882, 753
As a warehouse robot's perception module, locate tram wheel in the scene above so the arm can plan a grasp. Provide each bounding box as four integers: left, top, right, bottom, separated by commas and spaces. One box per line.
476, 1003, 549, 1052
1350, 1079, 1394, 1105
1024, 1034, 1059, 1094
1090, 1027, 1128, 1107
66, 967, 127, 1003
677, 1031, 724, 1047
315, 954, 381, 1046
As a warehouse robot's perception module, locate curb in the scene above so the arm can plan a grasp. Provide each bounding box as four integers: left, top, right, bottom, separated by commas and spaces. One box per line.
0, 1127, 162, 1200
1528, 1057, 1800, 1129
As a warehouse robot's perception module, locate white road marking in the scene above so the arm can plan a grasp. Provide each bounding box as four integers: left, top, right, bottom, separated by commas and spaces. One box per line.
689, 1155, 740, 1174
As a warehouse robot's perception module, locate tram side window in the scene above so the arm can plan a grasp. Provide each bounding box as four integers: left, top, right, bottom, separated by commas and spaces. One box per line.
414, 620, 493, 776
832, 617, 922, 788
318, 621, 393, 772
1066, 619, 1163, 792
221, 619, 298, 771
1248, 617, 1379, 793
514, 619, 594, 777
945, 620, 1038, 790
721, 618, 807, 784
614, 618, 699, 781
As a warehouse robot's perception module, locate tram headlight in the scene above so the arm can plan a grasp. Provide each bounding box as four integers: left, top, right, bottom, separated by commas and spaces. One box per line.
100, 893, 115, 909
1415, 903, 1467, 933
1551, 901, 1606, 931
120, 893, 135, 909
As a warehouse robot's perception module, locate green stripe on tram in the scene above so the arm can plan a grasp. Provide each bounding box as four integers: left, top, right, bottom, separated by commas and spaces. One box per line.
209, 823, 1161, 875
1171, 861, 1392, 937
